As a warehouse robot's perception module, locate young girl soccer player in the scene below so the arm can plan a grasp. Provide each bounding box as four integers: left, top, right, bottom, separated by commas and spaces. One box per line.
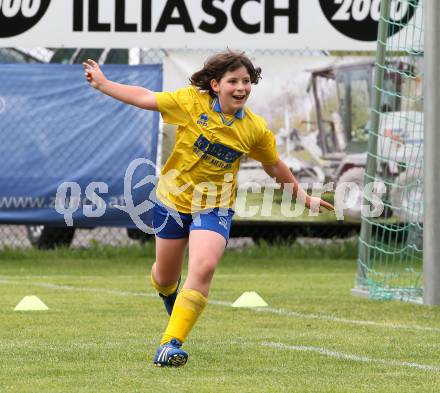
83, 50, 334, 368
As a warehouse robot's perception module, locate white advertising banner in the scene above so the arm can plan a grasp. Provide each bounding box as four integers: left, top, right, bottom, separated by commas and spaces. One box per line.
0, 0, 421, 50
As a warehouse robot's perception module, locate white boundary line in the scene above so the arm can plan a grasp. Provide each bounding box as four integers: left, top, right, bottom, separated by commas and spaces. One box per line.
0, 279, 156, 298
250, 306, 440, 332
1, 278, 440, 333
262, 342, 440, 372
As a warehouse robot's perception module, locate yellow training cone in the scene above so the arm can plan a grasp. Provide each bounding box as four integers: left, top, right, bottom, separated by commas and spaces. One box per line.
232, 291, 268, 308
14, 296, 49, 311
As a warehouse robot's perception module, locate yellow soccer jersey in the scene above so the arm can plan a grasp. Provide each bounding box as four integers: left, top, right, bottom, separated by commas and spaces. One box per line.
155, 86, 279, 213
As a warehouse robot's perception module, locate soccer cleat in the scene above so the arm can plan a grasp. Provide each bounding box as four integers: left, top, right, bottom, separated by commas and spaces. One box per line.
159, 276, 181, 316
153, 338, 188, 367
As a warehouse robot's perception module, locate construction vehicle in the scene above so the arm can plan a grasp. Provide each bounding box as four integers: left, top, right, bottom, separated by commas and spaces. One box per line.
298, 59, 422, 219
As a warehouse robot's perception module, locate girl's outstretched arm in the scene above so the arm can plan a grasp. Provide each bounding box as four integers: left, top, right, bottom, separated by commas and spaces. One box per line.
83, 59, 158, 111
262, 159, 334, 213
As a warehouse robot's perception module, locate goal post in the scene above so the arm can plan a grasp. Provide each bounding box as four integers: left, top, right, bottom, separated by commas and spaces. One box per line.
423, 0, 440, 305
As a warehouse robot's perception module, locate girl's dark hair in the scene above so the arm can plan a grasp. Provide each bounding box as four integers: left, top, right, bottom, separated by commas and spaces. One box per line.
190, 50, 261, 96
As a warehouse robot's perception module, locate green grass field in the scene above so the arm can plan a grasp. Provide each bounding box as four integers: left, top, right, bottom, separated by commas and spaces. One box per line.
1, 242, 439, 393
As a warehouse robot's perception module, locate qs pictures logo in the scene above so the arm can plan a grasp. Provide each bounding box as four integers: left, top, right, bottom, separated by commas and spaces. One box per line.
0, 0, 51, 38
319, 0, 419, 41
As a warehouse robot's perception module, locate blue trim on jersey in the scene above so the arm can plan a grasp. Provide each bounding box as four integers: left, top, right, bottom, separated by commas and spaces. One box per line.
211, 96, 245, 120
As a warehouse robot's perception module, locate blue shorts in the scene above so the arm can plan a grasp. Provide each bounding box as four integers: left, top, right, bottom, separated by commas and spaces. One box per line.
152, 200, 234, 242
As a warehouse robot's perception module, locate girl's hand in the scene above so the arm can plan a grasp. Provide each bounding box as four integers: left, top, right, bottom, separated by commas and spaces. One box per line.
83, 59, 106, 90
307, 196, 335, 214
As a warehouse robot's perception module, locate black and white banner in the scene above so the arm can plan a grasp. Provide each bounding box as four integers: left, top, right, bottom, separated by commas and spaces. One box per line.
0, 0, 421, 50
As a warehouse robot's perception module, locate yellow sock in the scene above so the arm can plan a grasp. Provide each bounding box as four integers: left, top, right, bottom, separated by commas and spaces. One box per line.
160, 289, 207, 345
150, 274, 178, 296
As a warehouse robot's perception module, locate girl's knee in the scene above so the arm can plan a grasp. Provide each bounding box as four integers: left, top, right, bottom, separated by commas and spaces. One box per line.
151, 261, 179, 287
190, 257, 219, 280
